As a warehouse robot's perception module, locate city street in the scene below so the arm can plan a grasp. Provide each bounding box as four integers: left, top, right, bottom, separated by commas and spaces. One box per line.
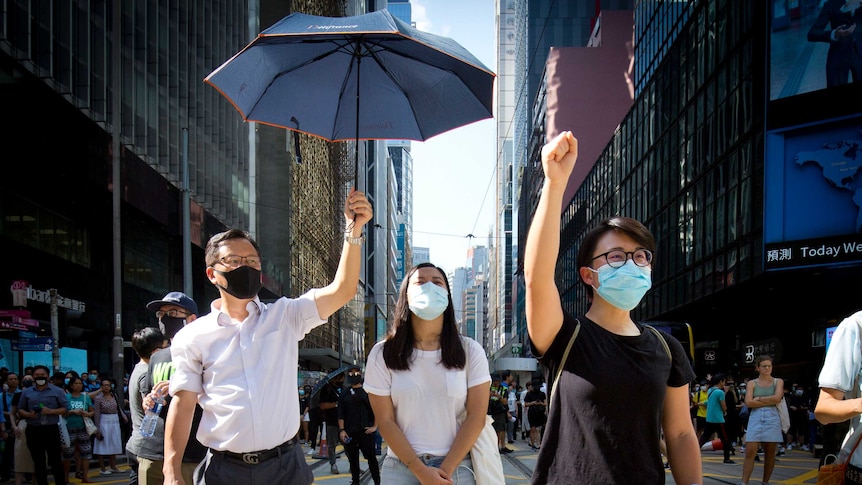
54, 440, 825, 484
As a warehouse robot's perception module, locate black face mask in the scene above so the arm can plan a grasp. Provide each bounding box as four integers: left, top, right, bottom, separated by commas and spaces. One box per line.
346, 375, 363, 386
215, 265, 262, 299
160, 315, 186, 339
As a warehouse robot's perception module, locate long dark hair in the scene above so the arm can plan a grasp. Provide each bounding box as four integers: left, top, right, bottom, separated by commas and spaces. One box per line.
381, 262, 466, 371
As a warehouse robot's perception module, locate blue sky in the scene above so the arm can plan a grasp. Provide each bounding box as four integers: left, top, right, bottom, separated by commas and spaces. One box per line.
408, 0, 497, 273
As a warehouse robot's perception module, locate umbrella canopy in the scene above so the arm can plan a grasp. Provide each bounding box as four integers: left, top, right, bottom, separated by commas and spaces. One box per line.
308, 363, 357, 400
204, 9, 495, 181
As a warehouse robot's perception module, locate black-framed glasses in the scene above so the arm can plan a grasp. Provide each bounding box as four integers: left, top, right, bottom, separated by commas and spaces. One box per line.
215, 255, 262, 268
591, 249, 653, 268
156, 309, 190, 319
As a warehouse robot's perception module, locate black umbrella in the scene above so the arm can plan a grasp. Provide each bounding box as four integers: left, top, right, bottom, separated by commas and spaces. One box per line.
204, 9, 495, 185
308, 364, 356, 400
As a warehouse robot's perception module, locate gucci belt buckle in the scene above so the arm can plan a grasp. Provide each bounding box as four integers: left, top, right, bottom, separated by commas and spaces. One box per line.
241, 452, 260, 465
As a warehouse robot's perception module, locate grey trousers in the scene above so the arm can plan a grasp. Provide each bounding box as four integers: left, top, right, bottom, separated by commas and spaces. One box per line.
325, 423, 340, 465
195, 442, 312, 485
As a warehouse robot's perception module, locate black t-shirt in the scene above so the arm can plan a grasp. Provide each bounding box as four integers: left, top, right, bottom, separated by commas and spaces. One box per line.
320, 382, 342, 426
529, 312, 695, 485
725, 388, 740, 424
143, 346, 207, 462
337, 386, 375, 433
524, 390, 546, 418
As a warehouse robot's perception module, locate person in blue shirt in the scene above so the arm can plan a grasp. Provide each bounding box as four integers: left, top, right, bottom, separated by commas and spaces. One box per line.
698, 373, 733, 464
17, 365, 68, 485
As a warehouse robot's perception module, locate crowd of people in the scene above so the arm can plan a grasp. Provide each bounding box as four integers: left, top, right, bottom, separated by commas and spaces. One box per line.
0, 365, 132, 485
689, 358, 829, 485
2, 134, 862, 485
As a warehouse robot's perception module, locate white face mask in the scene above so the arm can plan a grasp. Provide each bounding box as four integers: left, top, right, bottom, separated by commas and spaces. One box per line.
407, 282, 449, 320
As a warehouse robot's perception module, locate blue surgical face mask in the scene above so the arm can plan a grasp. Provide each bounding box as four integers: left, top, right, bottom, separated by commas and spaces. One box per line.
299, 390, 305, 396
588, 259, 652, 311
407, 282, 450, 321
64, 378, 70, 386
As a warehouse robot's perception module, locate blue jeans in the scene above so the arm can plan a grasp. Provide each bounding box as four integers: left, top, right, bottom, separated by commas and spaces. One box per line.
381, 454, 475, 484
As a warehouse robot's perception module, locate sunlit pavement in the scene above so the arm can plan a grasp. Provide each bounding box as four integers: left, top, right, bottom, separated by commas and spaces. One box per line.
690, 447, 821, 485
307, 442, 824, 484
35, 442, 824, 483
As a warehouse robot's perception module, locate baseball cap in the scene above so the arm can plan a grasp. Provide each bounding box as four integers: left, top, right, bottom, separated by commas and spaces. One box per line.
146, 291, 198, 315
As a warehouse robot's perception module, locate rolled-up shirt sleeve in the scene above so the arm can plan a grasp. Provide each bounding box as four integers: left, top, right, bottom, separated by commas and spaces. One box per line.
169, 334, 204, 396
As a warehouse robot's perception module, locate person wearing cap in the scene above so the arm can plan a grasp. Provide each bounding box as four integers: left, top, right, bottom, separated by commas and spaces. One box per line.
135, 291, 205, 485
164, 189, 372, 485
337, 367, 380, 485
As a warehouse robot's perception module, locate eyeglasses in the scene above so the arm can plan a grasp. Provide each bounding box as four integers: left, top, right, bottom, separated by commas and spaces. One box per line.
591, 249, 653, 268
215, 255, 262, 268
156, 309, 190, 319
347, 372, 362, 377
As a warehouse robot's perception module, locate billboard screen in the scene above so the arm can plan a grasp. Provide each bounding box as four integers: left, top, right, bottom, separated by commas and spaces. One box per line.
764, 117, 862, 270
769, 0, 862, 102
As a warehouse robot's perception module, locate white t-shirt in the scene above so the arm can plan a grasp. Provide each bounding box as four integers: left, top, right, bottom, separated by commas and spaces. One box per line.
364, 337, 490, 458
818, 310, 862, 467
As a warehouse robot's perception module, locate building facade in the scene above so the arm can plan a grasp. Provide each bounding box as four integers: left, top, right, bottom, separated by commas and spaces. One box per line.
0, 0, 393, 376
519, 0, 862, 385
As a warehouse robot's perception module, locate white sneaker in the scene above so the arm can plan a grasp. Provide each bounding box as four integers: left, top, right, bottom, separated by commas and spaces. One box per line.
802, 444, 810, 451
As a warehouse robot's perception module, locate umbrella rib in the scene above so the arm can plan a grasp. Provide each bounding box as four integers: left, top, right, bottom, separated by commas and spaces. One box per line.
365, 45, 428, 138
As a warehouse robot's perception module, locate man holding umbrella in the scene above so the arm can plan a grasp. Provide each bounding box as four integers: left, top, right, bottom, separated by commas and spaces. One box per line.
163, 189, 372, 485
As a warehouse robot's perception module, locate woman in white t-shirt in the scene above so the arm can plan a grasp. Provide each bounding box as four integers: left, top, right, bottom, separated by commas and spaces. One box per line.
365, 263, 491, 485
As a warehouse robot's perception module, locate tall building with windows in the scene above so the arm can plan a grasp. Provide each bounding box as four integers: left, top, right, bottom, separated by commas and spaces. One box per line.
519, 1, 862, 385
502, 0, 633, 369
0, 1, 380, 375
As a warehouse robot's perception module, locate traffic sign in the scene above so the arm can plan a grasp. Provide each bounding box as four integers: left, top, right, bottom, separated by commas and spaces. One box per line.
0, 321, 28, 331
14, 337, 53, 344
11, 337, 54, 351
11, 342, 54, 351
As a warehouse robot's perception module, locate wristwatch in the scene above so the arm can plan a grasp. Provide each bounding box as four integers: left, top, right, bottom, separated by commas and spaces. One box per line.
345, 233, 365, 245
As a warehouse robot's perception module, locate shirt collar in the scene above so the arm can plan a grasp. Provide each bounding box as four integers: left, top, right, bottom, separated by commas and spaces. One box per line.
212, 297, 264, 326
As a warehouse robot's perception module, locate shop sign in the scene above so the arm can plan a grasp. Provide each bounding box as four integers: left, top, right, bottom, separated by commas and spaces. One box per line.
9, 282, 86, 312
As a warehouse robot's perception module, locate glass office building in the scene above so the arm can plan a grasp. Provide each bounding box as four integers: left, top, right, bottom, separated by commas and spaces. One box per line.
520, 0, 862, 382
0, 1, 370, 373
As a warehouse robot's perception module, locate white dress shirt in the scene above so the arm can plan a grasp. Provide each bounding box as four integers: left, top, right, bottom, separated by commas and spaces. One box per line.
169, 291, 323, 453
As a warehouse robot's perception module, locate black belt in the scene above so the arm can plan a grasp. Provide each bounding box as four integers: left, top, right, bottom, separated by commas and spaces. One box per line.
211, 438, 297, 465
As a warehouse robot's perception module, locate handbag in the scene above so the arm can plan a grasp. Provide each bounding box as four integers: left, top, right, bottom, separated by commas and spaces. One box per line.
459, 337, 505, 485
83, 416, 98, 436
778, 396, 791, 433
58, 416, 71, 448
817, 430, 862, 485
469, 415, 506, 485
